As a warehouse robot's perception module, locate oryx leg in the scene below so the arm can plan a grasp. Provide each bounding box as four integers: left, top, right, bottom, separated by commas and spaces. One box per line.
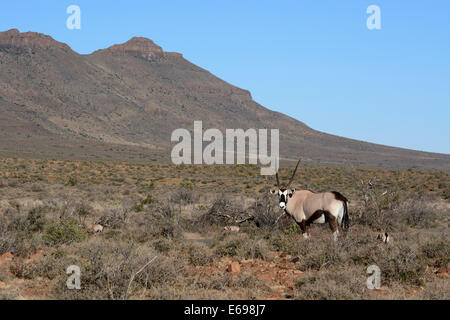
301, 210, 325, 239
296, 219, 310, 239
324, 211, 338, 241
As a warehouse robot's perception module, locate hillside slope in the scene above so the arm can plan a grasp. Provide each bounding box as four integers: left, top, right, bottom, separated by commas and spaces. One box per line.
0, 29, 448, 169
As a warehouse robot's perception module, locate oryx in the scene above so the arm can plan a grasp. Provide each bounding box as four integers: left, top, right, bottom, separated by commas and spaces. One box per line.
377, 232, 390, 244
270, 160, 350, 241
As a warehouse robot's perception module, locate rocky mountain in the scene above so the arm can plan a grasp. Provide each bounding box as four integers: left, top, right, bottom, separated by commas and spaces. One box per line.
0, 29, 449, 169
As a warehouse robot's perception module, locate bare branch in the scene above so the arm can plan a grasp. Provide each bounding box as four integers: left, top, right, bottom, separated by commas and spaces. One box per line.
124, 255, 158, 300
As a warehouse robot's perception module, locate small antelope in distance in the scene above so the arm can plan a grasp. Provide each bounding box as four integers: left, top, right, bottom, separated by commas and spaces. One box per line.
270, 159, 350, 241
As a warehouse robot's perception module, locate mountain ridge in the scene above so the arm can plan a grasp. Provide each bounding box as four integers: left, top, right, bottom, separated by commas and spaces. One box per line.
0, 29, 448, 169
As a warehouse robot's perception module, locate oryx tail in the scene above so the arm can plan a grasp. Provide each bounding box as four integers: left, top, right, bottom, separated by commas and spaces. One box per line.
343, 199, 349, 229
331, 191, 350, 230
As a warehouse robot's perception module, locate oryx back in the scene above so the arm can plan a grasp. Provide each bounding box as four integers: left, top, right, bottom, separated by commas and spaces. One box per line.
286, 190, 348, 227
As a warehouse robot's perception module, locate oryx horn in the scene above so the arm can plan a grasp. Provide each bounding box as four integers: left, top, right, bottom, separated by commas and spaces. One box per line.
286, 159, 301, 188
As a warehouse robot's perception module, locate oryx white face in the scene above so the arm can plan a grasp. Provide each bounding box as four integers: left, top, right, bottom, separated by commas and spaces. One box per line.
270, 188, 295, 210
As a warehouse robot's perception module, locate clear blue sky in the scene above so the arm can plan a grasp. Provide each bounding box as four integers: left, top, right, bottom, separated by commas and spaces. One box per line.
1, 1, 449, 154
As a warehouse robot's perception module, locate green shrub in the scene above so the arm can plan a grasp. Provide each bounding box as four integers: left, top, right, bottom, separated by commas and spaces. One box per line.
43, 218, 87, 246
66, 175, 78, 186
134, 194, 155, 212
179, 180, 194, 190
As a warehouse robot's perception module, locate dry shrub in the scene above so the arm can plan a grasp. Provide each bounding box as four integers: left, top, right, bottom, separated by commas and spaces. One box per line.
266, 223, 427, 289
133, 201, 183, 240
52, 239, 184, 300
7, 179, 19, 188
10, 249, 72, 280
294, 268, 366, 300
51, 199, 91, 222
419, 278, 450, 300
213, 233, 246, 257
419, 237, 449, 268
250, 195, 290, 231
97, 206, 128, 229
355, 198, 441, 231
375, 244, 427, 286
144, 256, 185, 287
213, 232, 270, 260
0, 287, 20, 300
186, 243, 213, 266
195, 272, 268, 293
29, 183, 44, 192
293, 227, 427, 286
278, 226, 375, 271
396, 199, 438, 228
354, 207, 399, 232
0, 264, 9, 282
151, 237, 176, 253
5, 206, 46, 234
152, 203, 183, 239
0, 207, 46, 256
170, 188, 198, 205
238, 237, 271, 260
296, 238, 348, 271
267, 231, 303, 256
145, 271, 269, 300
74, 202, 91, 223
198, 197, 247, 226
0, 216, 15, 254
1, 233, 40, 258
231, 273, 267, 292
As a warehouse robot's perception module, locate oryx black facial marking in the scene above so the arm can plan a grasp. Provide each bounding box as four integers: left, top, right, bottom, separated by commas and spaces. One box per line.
276, 188, 295, 210
278, 189, 287, 209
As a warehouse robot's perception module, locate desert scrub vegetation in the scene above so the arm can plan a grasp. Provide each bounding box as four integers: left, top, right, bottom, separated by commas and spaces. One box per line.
170, 188, 198, 205
212, 232, 271, 261
127, 201, 183, 241
185, 242, 214, 266
353, 177, 447, 232
49, 239, 184, 300
418, 277, 450, 300
294, 267, 366, 300
0, 157, 448, 300
42, 218, 87, 246
419, 237, 449, 268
